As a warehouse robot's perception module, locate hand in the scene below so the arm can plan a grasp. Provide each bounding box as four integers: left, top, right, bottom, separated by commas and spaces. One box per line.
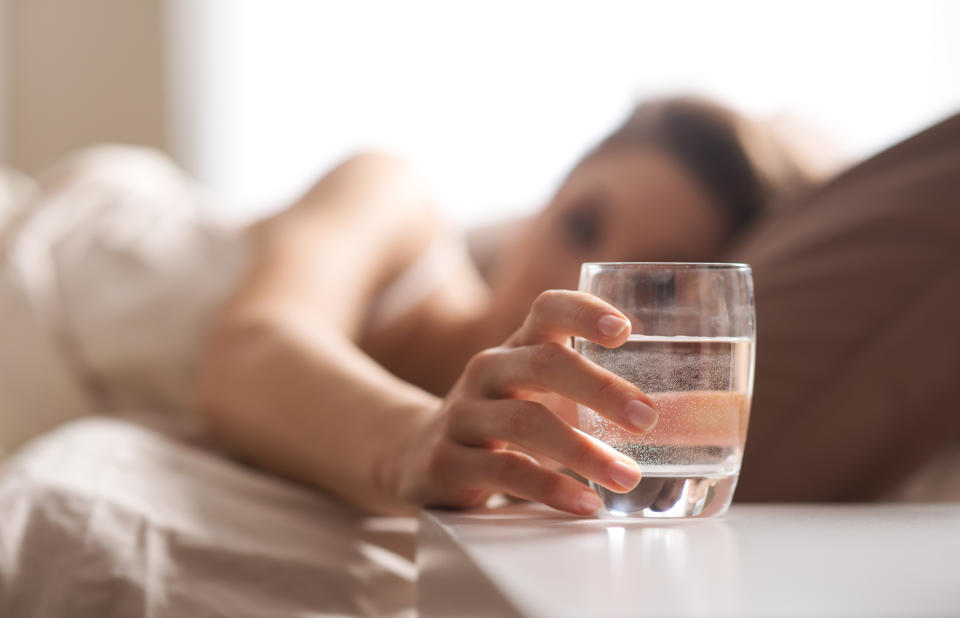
394, 290, 659, 515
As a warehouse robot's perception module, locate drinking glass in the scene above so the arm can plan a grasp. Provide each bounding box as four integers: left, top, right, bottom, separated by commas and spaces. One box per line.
576, 262, 755, 518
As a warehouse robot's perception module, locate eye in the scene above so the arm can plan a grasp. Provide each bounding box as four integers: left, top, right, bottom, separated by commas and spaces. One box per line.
562, 196, 605, 250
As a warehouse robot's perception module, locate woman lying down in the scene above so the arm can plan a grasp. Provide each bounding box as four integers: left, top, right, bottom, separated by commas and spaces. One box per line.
1, 98, 958, 616
0, 97, 813, 514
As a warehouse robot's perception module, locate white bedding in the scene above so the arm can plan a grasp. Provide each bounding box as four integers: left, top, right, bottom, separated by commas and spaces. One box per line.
0, 418, 417, 617
0, 148, 417, 616
0, 146, 248, 456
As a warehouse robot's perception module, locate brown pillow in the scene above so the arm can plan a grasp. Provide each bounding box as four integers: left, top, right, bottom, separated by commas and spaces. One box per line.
725, 113, 960, 501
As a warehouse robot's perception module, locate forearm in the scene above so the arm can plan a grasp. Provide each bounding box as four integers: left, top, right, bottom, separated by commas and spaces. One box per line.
194, 152, 444, 514
196, 306, 439, 514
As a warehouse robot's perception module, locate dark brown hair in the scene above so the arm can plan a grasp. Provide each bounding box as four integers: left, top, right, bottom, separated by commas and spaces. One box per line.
586, 96, 813, 235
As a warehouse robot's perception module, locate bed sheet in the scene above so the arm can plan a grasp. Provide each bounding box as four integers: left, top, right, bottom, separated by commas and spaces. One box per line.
0, 417, 416, 617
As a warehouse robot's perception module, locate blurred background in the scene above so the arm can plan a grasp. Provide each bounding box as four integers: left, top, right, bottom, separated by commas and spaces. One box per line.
1, 0, 958, 228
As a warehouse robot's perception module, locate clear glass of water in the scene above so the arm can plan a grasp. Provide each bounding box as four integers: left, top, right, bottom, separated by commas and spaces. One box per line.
576, 262, 755, 518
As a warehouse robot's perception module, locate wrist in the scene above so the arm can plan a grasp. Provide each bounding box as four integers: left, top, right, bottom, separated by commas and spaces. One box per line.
371, 396, 439, 514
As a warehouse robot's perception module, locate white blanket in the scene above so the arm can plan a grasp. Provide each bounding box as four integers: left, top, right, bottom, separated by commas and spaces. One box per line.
0, 146, 248, 455
0, 418, 417, 617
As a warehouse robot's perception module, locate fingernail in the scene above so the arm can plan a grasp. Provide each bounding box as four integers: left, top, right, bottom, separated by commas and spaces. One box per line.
597, 315, 629, 337
577, 490, 603, 514
625, 400, 658, 432
609, 460, 642, 491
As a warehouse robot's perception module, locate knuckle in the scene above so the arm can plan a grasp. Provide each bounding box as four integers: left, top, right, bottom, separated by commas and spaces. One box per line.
464, 348, 499, 379
529, 341, 568, 373
426, 445, 455, 483
506, 402, 539, 439
595, 372, 622, 401
492, 452, 526, 485
539, 472, 566, 501
446, 400, 485, 446
568, 435, 597, 470
532, 289, 562, 313
572, 301, 592, 327
445, 401, 470, 432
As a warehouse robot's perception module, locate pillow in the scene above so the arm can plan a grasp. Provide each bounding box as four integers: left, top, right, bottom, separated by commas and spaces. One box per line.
726, 113, 960, 501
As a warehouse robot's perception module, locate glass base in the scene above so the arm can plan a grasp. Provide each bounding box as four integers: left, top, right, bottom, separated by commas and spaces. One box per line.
592, 473, 738, 518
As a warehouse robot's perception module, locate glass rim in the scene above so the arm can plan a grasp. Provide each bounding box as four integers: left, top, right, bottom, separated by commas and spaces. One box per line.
581, 261, 751, 270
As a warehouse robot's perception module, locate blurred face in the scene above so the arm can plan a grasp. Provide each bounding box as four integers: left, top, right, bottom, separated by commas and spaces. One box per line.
487, 146, 730, 333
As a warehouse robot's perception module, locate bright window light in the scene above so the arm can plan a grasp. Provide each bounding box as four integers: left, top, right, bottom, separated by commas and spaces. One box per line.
166, 0, 960, 227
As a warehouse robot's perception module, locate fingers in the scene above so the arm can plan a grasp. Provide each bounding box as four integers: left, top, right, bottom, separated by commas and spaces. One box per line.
509, 289, 633, 348
448, 444, 604, 515
449, 399, 642, 493
466, 343, 658, 433
423, 289, 656, 516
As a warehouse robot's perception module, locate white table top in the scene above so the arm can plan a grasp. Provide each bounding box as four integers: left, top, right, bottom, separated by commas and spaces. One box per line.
418, 503, 960, 617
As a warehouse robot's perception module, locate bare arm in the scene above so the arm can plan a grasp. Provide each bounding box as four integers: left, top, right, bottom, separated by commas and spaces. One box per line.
196, 153, 443, 514
196, 153, 658, 516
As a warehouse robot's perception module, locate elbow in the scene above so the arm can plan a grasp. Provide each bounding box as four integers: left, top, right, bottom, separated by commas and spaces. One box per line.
335, 150, 419, 183
298, 150, 434, 219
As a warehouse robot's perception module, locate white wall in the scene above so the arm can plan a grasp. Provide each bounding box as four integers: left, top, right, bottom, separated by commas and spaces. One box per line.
162, 0, 958, 226
3, 0, 166, 173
